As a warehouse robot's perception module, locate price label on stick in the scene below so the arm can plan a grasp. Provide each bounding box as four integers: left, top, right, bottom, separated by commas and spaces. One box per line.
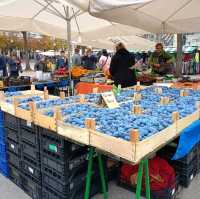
101, 91, 119, 109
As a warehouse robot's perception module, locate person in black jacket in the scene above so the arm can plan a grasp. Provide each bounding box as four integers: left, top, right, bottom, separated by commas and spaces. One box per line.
109, 43, 136, 88
0, 54, 7, 77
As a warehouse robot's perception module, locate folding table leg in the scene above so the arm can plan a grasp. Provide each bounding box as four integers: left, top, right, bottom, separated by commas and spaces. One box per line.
97, 153, 108, 199
136, 159, 151, 199
136, 160, 144, 199
144, 159, 151, 199
84, 147, 94, 199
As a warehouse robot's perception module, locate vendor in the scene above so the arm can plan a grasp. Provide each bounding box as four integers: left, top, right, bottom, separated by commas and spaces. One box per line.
72, 48, 82, 66
82, 48, 97, 70
8, 53, 22, 77
149, 43, 174, 76
56, 51, 68, 69
109, 42, 136, 88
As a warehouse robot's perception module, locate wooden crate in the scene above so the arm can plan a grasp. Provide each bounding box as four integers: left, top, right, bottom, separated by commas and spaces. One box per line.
57, 121, 90, 145
89, 111, 199, 164
177, 110, 199, 133
34, 111, 57, 131
0, 89, 43, 115
15, 94, 59, 122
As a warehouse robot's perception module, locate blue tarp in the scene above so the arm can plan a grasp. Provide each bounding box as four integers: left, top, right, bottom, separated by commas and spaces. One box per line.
172, 120, 200, 160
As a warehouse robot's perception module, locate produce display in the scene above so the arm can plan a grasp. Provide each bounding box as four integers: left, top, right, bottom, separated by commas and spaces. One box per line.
71, 66, 88, 78
17, 86, 194, 142
54, 67, 68, 76
4, 91, 22, 97
9, 86, 200, 142
6, 96, 42, 104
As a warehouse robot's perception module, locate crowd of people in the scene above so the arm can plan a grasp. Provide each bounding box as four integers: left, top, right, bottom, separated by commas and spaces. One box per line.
0, 42, 176, 88
0, 52, 22, 78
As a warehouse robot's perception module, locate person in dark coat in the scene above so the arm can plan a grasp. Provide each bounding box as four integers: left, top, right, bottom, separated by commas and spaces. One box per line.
109, 43, 136, 88
0, 54, 7, 77
8, 53, 22, 77
82, 48, 97, 70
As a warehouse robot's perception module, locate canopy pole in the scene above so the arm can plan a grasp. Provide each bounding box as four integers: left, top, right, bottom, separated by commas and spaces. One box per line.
22, 31, 31, 71
176, 33, 183, 77
66, 6, 72, 82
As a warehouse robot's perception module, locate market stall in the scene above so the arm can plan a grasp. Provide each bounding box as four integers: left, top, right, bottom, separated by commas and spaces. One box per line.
1, 84, 200, 199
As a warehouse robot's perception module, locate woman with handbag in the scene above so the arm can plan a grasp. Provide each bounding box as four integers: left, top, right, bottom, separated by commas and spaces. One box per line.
98, 49, 111, 76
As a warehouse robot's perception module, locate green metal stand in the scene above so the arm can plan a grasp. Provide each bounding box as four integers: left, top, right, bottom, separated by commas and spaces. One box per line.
136, 159, 151, 199
84, 147, 108, 199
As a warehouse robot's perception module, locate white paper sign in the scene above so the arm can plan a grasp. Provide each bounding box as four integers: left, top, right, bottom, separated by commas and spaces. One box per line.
101, 91, 119, 109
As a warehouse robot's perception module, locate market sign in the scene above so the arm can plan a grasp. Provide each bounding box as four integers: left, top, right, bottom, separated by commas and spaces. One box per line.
101, 91, 119, 109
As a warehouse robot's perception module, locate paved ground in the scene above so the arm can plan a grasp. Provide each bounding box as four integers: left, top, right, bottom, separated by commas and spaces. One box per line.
0, 173, 199, 199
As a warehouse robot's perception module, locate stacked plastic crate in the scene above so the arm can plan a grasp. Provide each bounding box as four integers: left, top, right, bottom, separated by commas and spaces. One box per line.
4, 113, 21, 185
40, 128, 101, 199
174, 146, 198, 188
0, 110, 8, 177
20, 119, 42, 199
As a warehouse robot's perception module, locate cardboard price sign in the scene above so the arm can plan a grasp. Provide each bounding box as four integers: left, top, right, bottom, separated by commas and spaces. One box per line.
101, 91, 119, 109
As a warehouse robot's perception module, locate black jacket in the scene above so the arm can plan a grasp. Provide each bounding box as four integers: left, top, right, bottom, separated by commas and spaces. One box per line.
109, 49, 136, 88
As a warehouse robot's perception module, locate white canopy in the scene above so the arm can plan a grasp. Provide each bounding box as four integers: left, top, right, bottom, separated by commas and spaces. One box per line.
0, 0, 146, 40
79, 35, 155, 51
86, 0, 200, 33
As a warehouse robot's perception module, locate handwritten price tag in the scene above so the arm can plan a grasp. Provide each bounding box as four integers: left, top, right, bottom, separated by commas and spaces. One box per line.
101, 91, 119, 109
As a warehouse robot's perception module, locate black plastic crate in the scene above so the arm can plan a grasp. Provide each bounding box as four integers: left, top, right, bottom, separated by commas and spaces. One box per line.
21, 141, 40, 161
5, 127, 20, 143
176, 146, 197, 165
6, 138, 20, 156
21, 172, 41, 199
177, 162, 197, 188
42, 175, 100, 199
20, 127, 39, 146
20, 118, 35, 132
21, 154, 41, 181
7, 151, 21, 169
42, 166, 98, 195
9, 165, 21, 187
41, 151, 88, 183
40, 128, 86, 160
4, 113, 19, 130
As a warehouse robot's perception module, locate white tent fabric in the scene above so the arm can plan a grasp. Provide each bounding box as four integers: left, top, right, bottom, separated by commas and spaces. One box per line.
88, 0, 200, 33
79, 35, 155, 51
0, 0, 146, 39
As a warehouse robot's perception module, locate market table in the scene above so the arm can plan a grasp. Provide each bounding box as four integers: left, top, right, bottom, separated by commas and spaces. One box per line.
1, 85, 200, 199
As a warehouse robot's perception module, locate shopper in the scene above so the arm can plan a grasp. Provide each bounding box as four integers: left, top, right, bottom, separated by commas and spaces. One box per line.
0, 54, 7, 77
8, 53, 22, 77
149, 43, 174, 75
109, 43, 136, 88
72, 48, 81, 66
56, 51, 68, 69
98, 49, 111, 75
82, 48, 97, 70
